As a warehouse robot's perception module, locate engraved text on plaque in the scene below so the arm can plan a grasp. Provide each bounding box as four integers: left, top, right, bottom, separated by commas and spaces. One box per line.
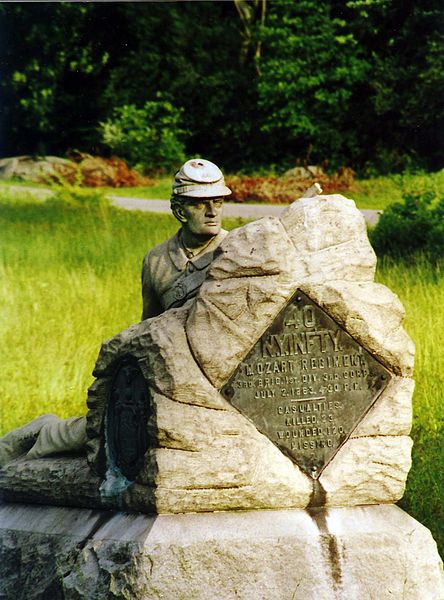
221, 290, 391, 478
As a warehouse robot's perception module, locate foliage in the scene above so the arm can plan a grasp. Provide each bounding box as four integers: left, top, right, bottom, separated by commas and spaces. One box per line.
226, 167, 355, 203
70, 153, 154, 187
0, 2, 442, 172
256, 1, 370, 168
353, 169, 444, 210
99, 97, 187, 174
370, 187, 444, 264
348, 0, 444, 172
0, 3, 117, 155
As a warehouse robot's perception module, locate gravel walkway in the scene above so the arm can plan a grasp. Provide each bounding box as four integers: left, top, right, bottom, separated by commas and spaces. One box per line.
109, 195, 383, 227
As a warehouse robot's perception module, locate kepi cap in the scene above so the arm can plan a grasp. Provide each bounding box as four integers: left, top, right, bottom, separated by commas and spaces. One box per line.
172, 159, 231, 198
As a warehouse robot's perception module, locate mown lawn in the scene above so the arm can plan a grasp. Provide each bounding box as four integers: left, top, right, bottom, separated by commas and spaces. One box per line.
0, 190, 442, 558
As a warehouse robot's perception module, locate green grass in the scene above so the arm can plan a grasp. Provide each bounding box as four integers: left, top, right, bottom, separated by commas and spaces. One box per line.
0, 192, 173, 428
0, 178, 49, 189
353, 169, 444, 210
0, 190, 442, 557
0, 190, 245, 429
375, 256, 444, 556
104, 177, 171, 199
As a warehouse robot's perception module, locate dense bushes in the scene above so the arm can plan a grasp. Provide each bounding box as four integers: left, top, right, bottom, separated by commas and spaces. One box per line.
370, 189, 444, 264
226, 167, 355, 203
99, 97, 186, 173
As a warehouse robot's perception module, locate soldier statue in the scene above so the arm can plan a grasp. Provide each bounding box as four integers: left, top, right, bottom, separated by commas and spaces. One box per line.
0, 159, 232, 465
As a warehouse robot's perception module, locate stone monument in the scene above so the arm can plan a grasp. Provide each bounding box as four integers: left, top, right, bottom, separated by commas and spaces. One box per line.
0, 159, 442, 599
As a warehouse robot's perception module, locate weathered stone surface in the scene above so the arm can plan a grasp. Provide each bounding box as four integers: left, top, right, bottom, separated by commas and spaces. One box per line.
283, 164, 326, 179
0, 155, 77, 182
93, 306, 226, 410
87, 306, 231, 476
134, 392, 312, 513
187, 275, 295, 387
187, 216, 304, 388
319, 436, 413, 505
0, 456, 103, 508
207, 216, 298, 279
304, 281, 415, 376
1, 396, 312, 514
151, 392, 247, 452
351, 376, 414, 437
0, 504, 109, 600
1, 503, 442, 600
280, 194, 376, 282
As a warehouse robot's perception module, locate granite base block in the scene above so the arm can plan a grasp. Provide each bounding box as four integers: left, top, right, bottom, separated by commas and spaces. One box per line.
0, 503, 442, 600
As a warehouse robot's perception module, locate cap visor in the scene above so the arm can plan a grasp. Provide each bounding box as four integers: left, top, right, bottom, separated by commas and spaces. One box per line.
175, 184, 232, 198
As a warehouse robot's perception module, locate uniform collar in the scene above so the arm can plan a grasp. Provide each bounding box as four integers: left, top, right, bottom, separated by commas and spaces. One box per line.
167, 229, 228, 272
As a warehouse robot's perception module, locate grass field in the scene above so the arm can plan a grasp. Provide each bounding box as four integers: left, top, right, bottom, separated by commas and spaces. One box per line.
353, 169, 444, 210
0, 189, 442, 557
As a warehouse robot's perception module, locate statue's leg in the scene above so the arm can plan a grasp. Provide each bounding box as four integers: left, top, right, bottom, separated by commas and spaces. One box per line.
26, 416, 87, 459
0, 414, 60, 466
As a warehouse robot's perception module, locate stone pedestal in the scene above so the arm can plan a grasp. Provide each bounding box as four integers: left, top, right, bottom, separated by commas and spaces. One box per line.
0, 502, 442, 600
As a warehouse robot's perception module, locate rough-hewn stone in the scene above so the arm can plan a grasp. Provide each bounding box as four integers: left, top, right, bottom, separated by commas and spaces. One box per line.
93, 306, 227, 410
280, 194, 377, 282
1, 503, 442, 600
129, 391, 312, 513
0, 456, 102, 508
351, 376, 413, 437
207, 216, 297, 279
319, 435, 413, 505
186, 217, 300, 388
187, 274, 295, 387
304, 281, 415, 376
0, 192, 417, 514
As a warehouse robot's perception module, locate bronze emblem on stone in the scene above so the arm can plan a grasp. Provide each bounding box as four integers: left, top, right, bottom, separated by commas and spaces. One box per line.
221, 290, 391, 479
106, 356, 150, 481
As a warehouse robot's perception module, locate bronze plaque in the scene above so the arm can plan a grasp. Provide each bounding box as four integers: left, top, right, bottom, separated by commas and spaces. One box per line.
220, 290, 391, 479
106, 356, 151, 481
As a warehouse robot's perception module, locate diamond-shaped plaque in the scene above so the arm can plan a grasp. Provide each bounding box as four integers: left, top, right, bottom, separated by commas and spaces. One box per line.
220, 290, 391, 479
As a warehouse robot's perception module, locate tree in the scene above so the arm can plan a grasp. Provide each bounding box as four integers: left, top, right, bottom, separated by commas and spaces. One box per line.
347, 0, 444, 171
99, 2, 260, 170
0, 3, 118, 156
0, 1, 442, 172
99, 97, 186, 173
254, 0, 370, 168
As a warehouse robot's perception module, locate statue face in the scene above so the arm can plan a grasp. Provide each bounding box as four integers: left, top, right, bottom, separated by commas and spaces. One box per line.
179, 197, 224, 238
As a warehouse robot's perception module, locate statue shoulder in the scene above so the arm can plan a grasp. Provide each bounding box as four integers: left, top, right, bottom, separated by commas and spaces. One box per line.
142, 231, 179, 270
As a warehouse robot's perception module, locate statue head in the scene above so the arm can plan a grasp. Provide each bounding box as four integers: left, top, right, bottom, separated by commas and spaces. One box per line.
170, 159, 231, 241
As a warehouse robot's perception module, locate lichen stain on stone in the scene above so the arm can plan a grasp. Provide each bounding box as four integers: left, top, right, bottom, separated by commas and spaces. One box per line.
308, 478, 327, 508
307, 506, 344, 597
